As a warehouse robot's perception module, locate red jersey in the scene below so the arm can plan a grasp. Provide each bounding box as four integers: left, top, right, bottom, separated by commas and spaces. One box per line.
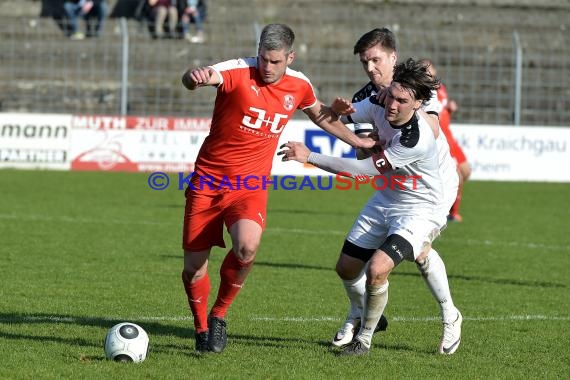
193, 57, 318, 187
437, 83, 452, 133
437, 83, 467, 164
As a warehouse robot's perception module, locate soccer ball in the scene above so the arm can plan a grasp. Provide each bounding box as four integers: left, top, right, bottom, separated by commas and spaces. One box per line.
104, 322, 149, 363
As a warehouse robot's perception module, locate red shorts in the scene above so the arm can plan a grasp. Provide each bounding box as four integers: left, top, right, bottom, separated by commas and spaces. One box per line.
182, 187, 268, 251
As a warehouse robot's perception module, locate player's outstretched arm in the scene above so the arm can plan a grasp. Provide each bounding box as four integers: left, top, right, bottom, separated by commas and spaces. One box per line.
277, 141, 311, 163
182, 66, 221, 90
303, 102, 376, 150
330, 97, 355, 116
278, 141, 381, 177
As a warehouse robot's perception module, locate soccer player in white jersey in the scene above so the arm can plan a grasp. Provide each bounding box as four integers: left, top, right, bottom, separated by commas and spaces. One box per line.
348, 28, 441, 139
327, 28, 462, 353
279, 58, 462, 356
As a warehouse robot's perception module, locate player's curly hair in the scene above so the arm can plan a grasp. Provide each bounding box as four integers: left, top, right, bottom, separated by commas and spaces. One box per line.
392, 58, 441, 102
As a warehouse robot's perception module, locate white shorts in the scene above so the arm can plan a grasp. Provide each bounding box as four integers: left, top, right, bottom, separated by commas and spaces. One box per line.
437, 164, 460, 221
346, 201, 441, 261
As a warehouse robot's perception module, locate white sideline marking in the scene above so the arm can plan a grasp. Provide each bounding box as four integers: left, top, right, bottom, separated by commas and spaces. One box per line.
1, 315, 568, 324
266, 227, 570, 252
250, 315, 570, 322
0, 213, 169, 226
1, 213, 569, 251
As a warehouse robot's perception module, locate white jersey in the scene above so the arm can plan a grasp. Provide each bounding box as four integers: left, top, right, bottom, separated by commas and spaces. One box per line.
345, 96, 458, 221
435, 131, 459, 219
310, 101, 443, 219
424, 89, 444, 115
349, 83, 442, 135
426, 90, 459, 217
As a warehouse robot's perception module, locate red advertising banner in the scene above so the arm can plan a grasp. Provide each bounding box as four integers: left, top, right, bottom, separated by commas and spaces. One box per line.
71, 115, 211, 131
2, 112, 569, 181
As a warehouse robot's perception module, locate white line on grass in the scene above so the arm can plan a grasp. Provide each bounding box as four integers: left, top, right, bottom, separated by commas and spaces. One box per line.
265, 227, 570, 252
1, 315, 568, 324
2, 213, 569, 251
250, 315, 570, 322
0, 213, 171, 226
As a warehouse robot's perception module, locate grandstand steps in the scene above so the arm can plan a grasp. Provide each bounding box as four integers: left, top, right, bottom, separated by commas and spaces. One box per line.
0, 0, 568, 124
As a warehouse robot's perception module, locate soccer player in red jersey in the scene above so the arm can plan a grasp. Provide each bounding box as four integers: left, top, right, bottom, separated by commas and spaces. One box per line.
423, 59, 472, 222
180, 23, 376, 353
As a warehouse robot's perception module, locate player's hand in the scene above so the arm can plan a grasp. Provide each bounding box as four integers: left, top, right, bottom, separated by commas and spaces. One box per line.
448, 99, 458, 114
355, 131, 380, 159
358, 134, 380, 150
376, 88, 388, 106
188, 67, 214, 86
277, 141, 311, 163
369, 130, 380, 141
330, 97, 355, 116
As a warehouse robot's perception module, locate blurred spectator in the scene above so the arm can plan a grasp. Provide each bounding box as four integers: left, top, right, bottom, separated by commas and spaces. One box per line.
181, 0, 205, 43
147, 0, 178, 39
63, 0, 108, 40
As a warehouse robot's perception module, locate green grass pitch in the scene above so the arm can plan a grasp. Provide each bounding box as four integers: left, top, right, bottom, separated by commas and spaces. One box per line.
0, 170, 568, 379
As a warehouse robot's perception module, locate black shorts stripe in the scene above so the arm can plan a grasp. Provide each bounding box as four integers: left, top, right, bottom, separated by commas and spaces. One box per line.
342, 240, 376, 263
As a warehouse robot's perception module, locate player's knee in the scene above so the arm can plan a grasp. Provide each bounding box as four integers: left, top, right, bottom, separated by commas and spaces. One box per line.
181, 269, 192, 283
335, 261, 353, 280
367, 251, 393, 282
415, 248, 430, 265
335, 253, 365, 280
415, 256, 428, 275
183, 250, 209, 279
366, 263, 390, 285
182, 267, 203, 282
233, 243, 258, 263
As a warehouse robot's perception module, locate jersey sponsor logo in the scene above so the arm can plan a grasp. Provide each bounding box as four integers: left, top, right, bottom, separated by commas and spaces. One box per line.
241, 107, 289, 134
305, 130, 355, 158
283, 94, 295, 111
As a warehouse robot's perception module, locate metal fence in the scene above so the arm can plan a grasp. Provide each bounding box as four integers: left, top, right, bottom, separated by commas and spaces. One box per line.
1, 1, 569, 126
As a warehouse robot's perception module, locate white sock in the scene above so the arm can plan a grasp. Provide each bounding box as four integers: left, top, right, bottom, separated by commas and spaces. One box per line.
417, 248, 457, 323
357, 281, 389, 348
342, 270, 366, 321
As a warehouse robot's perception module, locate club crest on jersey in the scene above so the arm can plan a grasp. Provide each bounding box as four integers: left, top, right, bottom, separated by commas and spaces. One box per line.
283, 94, 295, 111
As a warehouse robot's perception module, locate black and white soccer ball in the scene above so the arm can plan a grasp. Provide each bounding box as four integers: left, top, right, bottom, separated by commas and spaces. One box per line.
104, 322, 149, 363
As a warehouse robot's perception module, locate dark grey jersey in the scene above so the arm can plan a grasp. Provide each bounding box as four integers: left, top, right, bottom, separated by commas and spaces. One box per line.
350, 81, 378, 135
